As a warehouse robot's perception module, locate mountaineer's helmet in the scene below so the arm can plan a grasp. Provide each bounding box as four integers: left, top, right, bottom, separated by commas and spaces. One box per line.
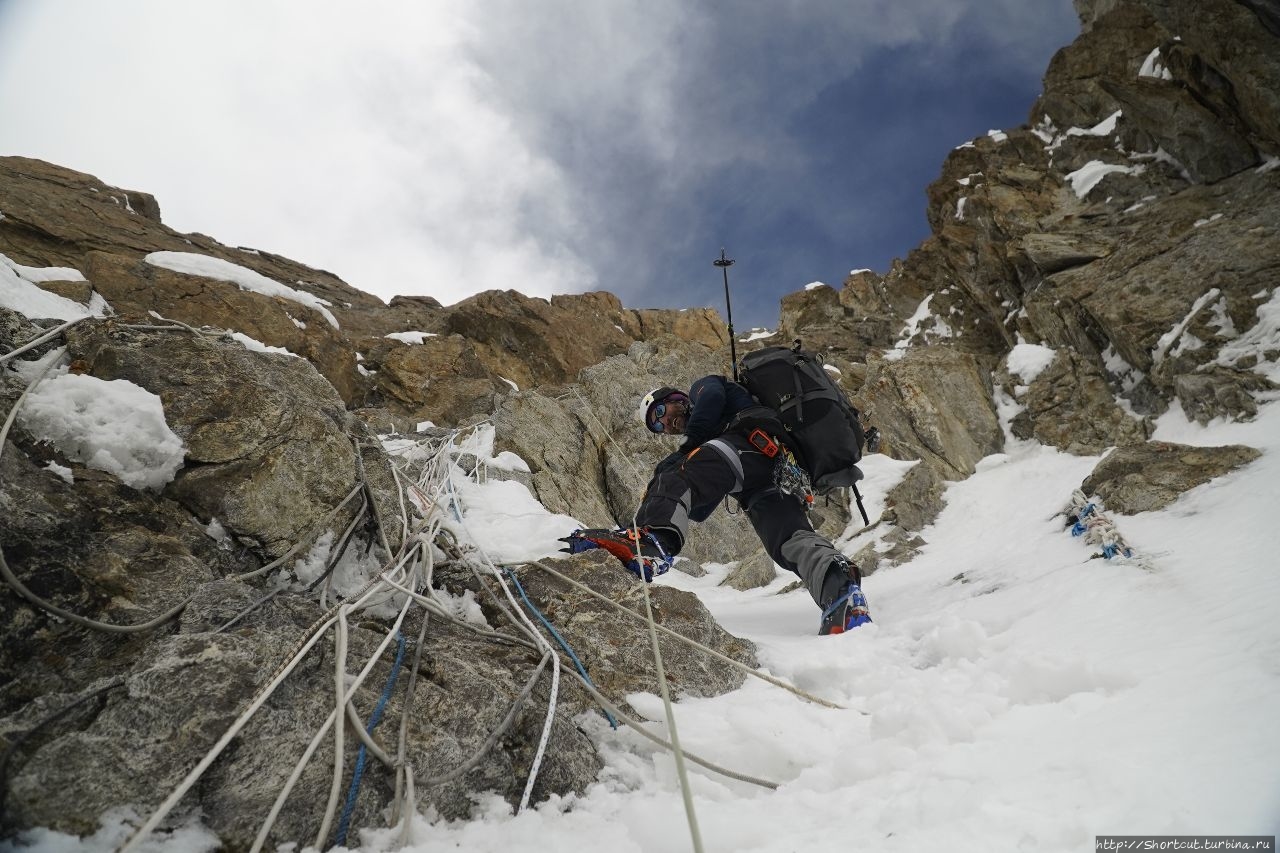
639, 387, 690, 434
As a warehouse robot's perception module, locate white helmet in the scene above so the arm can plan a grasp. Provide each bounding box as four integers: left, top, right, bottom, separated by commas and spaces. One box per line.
639, 386, 689, 434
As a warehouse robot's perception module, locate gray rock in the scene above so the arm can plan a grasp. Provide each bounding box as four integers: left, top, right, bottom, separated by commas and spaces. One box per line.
65, 322, 362, 560
1004, 348, 1152, 454
506, 550, 757, 703
721, 550, 780, 591
1081, 440, 1262, 513
860, 347, 1004, 482
1174, 367, 1273, 425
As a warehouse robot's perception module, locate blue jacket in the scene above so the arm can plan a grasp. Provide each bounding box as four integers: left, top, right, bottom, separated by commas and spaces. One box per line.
678, 376, 757, 452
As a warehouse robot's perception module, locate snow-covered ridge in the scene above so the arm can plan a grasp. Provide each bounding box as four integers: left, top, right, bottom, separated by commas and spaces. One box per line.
144, 251, 339, 329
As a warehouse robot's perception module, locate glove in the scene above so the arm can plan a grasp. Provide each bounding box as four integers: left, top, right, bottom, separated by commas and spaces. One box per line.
654, 451, 685, 475
558, 527, 673, 582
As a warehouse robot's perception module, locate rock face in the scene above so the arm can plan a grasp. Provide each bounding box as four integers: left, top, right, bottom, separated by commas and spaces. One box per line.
1002, 348, 1152, 454
766, 0, 1277, 558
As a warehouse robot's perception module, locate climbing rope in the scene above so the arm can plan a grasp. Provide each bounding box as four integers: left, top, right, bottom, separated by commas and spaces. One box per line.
0, 315, 90, 365
565, 387, 703, 851
505, 566, 618, 729
4, 332, 788, 849
334, 631, 407, 848
631, 511, 704, 853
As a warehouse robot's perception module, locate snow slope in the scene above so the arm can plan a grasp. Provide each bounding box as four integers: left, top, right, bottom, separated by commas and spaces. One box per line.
351, 402, 1278, 852
8, 392, 1278, 853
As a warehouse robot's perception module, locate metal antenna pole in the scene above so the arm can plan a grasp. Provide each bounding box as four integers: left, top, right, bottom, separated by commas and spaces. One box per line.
713, 249, 739, 380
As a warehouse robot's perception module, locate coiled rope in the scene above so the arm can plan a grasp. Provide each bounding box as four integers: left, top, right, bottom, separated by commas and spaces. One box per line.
1065, 489, 1135, 559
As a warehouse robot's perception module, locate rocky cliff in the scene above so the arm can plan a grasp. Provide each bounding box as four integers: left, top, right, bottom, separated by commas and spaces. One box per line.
2, 0, 1277, 847
775, 0, 1278, 556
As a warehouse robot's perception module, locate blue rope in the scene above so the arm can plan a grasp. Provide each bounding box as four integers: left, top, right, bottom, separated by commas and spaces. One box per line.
334, 631, 407, 847
504, 567, 618, 729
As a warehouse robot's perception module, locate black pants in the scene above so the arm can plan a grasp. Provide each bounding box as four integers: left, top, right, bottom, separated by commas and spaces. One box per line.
636, 433, 847, 606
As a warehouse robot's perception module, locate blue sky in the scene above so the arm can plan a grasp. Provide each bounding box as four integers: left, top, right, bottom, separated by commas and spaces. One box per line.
0, 1, 1080, 331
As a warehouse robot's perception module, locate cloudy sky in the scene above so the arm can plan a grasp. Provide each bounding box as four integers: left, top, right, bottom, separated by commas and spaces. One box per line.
0, 1, 1079, 329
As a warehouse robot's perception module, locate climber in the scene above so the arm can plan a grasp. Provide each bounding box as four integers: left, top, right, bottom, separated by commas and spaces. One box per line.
560, 378, 871, 635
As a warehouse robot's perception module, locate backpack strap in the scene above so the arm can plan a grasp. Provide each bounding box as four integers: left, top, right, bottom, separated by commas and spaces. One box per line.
701, 439, 744, 494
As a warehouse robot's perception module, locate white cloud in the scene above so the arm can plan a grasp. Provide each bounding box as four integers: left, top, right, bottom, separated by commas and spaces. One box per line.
0, 0, 1078, 311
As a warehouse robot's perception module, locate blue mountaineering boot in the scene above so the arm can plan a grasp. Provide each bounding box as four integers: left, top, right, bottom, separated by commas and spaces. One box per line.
558, 527, 674, 582
818, 558, 872, 635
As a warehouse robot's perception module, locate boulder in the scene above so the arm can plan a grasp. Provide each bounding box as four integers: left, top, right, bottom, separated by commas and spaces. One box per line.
721, 550, 780, 591
493, 550, 757, 703
1081, 440, 1262, 513
64, 322, 364, 559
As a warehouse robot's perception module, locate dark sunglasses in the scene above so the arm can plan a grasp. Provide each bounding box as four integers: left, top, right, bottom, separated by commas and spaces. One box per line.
649, 401, 681, 433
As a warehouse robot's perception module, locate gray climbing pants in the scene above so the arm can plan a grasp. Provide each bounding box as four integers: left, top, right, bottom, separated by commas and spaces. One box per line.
636, 432, 848, 606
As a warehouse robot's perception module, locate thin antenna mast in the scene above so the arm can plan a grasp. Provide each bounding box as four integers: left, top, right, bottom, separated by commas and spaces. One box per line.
713, 249, 739, 381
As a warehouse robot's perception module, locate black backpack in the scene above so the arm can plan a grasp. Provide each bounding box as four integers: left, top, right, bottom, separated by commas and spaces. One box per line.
737, 345, 866, 494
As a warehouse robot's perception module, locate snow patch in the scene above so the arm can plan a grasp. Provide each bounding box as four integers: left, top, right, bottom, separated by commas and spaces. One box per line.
144, 252, 338, 328
1006, 343, 1057, 383
44, 461, 74, 484
385, 331, 438, 344
1130, 147, 1192, 183
228, 332, 299, 358
17, 373, 186, 490
955, 197, 968, 220
1216, 288, 1280, 382
1153, 288, 1221, 365
1065, 110, 1123, 139
1102, 344, 1145, 393
804, 282, 828, 291
1, 253, 106, 321
740, 328, 777, 343
1064, 161, 1144, 198
1139, 47, 1174, 81
1193, 213, 1224, 228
